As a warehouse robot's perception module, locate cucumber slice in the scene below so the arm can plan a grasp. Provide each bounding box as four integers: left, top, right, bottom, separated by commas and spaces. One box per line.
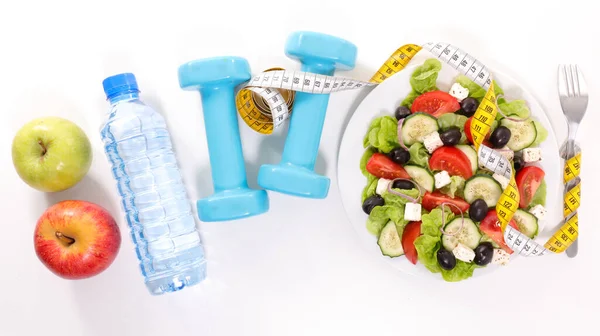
456, 145, 478, 174
441, 218, 482, 250
512, 209, 539, 238
500, 118, 537, 151
378, 221, 404, 257
401, 112, 439, 146
404, 165, 434, 192
464, 174, 503, 207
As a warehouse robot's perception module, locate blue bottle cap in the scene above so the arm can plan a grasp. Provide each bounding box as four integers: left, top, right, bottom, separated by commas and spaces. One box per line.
102, 73, 139, 99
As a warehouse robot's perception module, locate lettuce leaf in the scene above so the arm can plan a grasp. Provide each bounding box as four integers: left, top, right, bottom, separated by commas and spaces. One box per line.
399, 59, 443, 110
528, 179, 547, 208
413, 209, 449, 273
437, 112, 468, 129
437, 113, 468, 144
410, 59, 442, 94
493, 81, 505, 103
365, 188, 422, 236
420, 208, 451, 236
363, 117, 383, 148
407, 143, 430, 168
490, 119, 499, 134
413, 208, 477, 282
414, 235, 443, 273
360, 147, 378, 203
361, 176, 378, 203
366, 205, 390, 236
441, 261, 477, 282
497, 100, 530, 120
366, 205, 405, 236
455, 75, 487, 101
382, 188, 420, 208
401, 90, 420, 109
360, 147, 376, 178
475, 168, 494, 176
530, 120, 548, 147
439, 176, 465, 199
455, 75, 505, 103
363, 116, 399, 153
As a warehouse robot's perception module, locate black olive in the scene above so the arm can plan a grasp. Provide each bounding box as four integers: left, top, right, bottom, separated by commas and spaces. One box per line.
439, 126, 462, 146
392, 179, 415, 190
395, 106, 411, 120
513, 155, 525, 172
459, 97, 479, 117
474, 242, 494, 266
469, 199, 489, 222
437, 249, 457, 270
362, 195, 385, 214
388, 147, 410, 165
490, 126, 511, 148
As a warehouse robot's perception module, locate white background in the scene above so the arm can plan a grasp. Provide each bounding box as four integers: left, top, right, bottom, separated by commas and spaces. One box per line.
0, 0, 598, 335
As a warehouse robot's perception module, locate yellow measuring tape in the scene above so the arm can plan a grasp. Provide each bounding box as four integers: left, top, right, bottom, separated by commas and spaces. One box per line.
234, 42, 580, 256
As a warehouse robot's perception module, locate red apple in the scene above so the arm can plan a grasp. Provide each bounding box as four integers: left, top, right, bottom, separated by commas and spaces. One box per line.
34, 200, 121, 280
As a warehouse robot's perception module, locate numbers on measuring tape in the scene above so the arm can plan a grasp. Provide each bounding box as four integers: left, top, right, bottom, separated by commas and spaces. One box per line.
564, 153, 581, 182
563, 183, 581, 217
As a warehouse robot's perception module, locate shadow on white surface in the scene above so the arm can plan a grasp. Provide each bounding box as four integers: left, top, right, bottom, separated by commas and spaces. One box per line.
43, 174, 120, 223
193, 165, 213, 200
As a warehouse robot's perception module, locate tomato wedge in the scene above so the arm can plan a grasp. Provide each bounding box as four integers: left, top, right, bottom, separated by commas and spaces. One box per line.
366, 153, 410, 180
410, 91, 460, 117
479, 210, 519, 254
516, 166, 545, 208
464, 116, 491, 145
429, 146, 473, 179
401, 221, 422, 265
421, 191, 470, 214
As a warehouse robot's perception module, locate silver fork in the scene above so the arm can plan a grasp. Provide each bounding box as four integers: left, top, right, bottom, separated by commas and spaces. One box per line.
558, 64, 588, 258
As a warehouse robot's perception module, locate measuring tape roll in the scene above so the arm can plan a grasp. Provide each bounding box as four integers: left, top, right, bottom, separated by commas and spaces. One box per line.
235, 42, 579, 256
235, 68, 379, 134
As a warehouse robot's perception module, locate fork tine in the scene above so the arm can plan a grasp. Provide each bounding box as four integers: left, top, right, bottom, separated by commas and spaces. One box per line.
570, 64, 580, 96
566, 65, 575, 97
558, 64, 568, 96
575, 65, 587, 96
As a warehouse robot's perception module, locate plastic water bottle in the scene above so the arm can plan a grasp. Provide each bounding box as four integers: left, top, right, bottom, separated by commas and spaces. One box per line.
100, 73, 207, 295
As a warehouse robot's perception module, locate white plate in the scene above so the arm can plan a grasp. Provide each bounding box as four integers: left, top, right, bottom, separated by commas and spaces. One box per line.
336, 51, 562, 280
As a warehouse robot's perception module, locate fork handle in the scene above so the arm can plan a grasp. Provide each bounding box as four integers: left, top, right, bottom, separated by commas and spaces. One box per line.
564, 121, 580, 258
565, 121, 579, 156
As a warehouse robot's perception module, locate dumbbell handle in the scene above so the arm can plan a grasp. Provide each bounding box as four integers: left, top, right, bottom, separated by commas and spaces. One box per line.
280, 63, 335, 170
200, 86, 248, 192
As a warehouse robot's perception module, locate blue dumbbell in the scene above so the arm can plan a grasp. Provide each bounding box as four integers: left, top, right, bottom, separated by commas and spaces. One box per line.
258, 31, 357, 199
178, 57, 269, 221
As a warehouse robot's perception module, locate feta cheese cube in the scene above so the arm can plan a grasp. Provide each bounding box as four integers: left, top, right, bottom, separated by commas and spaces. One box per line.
492, 173, 510, 190
452, 243, 476, 263
522, 148, 542, 162
434, 170, 451, 189
376, 178, 392, 195
498, 146, 514, 161
491, 248, 511, 266
449, 82, 469, 101
529, 204, 547, 221
404, 202, 422, 221
423, 131, 444, 154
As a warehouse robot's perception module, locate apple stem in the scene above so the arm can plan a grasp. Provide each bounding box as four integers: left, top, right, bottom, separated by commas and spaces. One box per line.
55, 232, 75, 246
38, 140, 47, 156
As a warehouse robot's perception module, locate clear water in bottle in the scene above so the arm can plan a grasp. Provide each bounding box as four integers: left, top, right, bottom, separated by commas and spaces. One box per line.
100, 73, 206, 295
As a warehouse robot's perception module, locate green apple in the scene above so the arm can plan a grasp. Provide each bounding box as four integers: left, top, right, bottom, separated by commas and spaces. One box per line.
12, 117, 93, 192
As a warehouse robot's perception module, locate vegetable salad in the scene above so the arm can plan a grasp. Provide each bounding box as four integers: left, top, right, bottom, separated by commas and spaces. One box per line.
360, 58, 549, 282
